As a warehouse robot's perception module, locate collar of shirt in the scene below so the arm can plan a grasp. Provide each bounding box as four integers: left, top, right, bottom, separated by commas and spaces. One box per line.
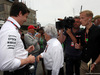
8, 17, 21, 29
89, 24, 95, 31
83, 24, 94, 33
27, 32, 34, 36
47, 38, 57, 45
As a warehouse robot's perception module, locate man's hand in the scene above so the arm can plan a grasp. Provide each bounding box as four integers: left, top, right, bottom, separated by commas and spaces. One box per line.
27, 55, 35, 63
20, 54, 35, 66
26, 45, 35, 53
75, 43, 81, 49
36, 55, 42, 63
66, 28, 72, 35
91, 63, 96, 71
35, 33, 41, 38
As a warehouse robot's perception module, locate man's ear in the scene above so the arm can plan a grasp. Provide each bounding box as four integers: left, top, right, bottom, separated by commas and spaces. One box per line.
18, 11, 22, 16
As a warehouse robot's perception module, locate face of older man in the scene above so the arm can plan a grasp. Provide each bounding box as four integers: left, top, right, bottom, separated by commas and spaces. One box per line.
28, 29, 35, 35
44, 32, 51, 41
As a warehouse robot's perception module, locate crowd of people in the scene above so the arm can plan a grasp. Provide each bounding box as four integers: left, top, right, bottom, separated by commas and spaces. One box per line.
0, 1, 100, 75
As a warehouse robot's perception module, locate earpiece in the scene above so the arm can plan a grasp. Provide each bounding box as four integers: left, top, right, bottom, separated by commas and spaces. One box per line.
88, 19, 91, 23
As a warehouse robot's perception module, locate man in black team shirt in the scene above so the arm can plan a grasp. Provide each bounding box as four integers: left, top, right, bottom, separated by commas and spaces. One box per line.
79, 10, 100, 75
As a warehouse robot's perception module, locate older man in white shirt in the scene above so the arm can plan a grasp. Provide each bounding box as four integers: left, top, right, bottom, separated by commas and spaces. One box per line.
37, 25, 64, 75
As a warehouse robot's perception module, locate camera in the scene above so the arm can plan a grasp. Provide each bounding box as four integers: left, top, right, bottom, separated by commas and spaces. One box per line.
56, 16, 75, 30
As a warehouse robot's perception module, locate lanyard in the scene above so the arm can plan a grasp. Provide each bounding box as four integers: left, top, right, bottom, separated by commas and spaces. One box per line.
40, 37, 43, 44
7, 20, 19, 29
85, 33, 88, 43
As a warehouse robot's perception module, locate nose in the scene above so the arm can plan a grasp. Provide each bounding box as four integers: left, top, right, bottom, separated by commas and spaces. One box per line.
80, 19, 82, 23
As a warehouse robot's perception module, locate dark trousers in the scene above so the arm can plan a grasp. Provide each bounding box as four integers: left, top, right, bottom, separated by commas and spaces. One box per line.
40, 58, 46, 75
65, 55, 81, 75
30, 55, 38, 75
4, 65, 29, 75
47, 67, 64, 75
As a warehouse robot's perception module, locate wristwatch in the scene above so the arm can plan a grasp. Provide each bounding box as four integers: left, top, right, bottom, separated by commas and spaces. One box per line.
93, 62, 97, 65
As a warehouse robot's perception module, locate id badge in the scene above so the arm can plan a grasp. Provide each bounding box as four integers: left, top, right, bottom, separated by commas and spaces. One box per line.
71, 42, 74, 47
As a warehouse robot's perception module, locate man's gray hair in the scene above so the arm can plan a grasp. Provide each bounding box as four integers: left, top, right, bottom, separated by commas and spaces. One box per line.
44, 24, 57, 38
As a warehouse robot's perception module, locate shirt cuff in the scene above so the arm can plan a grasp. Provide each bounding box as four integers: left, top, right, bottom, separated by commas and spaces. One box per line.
40, 52, 44, 58
9, 59, 21, 71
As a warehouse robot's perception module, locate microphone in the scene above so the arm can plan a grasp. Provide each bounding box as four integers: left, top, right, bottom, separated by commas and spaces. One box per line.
76, 35, 81, 44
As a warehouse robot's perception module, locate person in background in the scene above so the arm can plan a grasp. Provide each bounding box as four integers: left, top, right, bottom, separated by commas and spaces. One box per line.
19, 29, 26, 49
0, 2, 35, 75
93, 15, 100, 26
58, 16, 82, 75
79, 10, 100, 75
38, 27, 46, 75
38, 27, 46, 53
24, 25, 40, 75
21, 33, 27, 49
57, 29, 65, 50
37, 24, 64, 75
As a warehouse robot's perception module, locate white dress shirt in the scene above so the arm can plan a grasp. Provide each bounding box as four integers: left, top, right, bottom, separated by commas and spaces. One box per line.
41, 38, 64, 75
0, 17, 28, 71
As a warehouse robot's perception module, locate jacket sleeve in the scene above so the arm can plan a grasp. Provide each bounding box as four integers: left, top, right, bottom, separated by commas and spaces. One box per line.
0, 30, 21, 71
24, 34, 38, 46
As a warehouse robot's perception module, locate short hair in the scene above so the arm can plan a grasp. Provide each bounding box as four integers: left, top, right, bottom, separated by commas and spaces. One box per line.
38, 27, 44, 31
93, 15, 100, 22
80, 10, 93, 17
44, 24, 57, 38
74, 16, 80, 19
10, 2, 30, 16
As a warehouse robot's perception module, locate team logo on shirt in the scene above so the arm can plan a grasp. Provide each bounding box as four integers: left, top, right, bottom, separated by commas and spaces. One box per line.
45, 45, 48, 52
7, 35, 16, 49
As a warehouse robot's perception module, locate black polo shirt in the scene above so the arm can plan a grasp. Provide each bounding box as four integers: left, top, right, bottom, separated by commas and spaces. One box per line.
64, 29, 82, 57
81, 24, 100, 63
